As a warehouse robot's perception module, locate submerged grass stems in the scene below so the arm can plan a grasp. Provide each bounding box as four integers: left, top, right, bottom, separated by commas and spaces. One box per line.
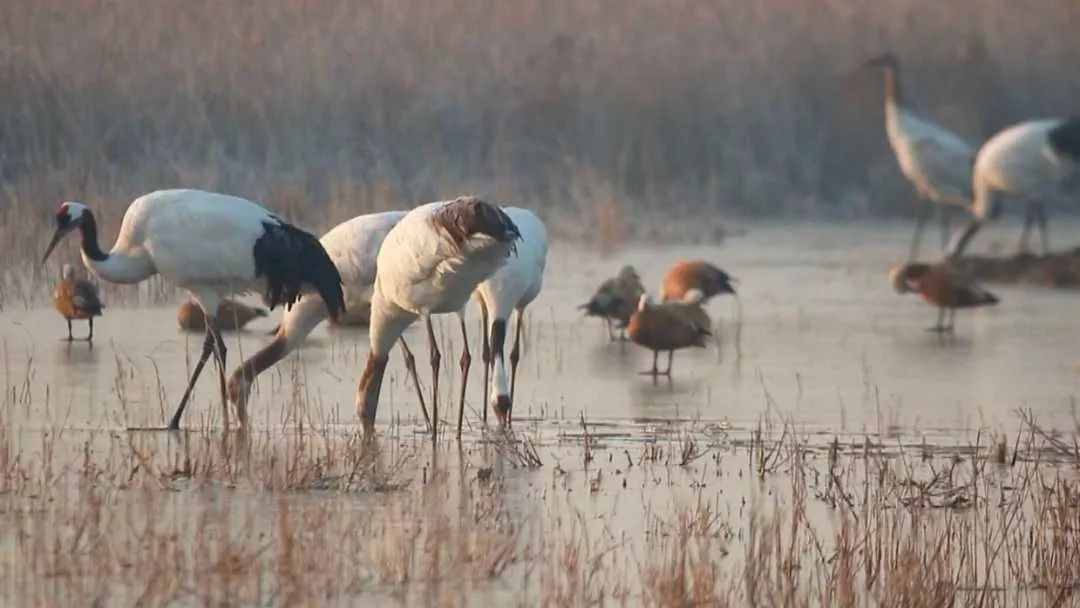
2, 350, 1080, 604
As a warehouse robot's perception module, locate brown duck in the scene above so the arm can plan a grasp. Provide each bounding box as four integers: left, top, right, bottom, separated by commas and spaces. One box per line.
627, 294, 712, 376
178, 298, 268, 332
890, 262, 998, 332
660, 260, 736, 303
53, 264, 104, 341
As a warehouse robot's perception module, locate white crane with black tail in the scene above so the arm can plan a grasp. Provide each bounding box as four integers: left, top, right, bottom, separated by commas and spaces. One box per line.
42, 189, 345, 430
226, 210, 413, 423
864, 53, 975, 259
948, 118, 1080, 258
354, 196, 520, 442
473, 207, 547, 428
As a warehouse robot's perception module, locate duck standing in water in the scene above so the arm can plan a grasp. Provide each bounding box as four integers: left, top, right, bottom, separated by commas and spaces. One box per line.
889, 262, 998, 332
53, 263, 104, 341
580, 265, 646, 340
177, 298, 268, 331
627, 294, 711, 376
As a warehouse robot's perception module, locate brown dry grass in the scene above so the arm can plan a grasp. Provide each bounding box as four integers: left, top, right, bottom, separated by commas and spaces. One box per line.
3, 0, 1080, 305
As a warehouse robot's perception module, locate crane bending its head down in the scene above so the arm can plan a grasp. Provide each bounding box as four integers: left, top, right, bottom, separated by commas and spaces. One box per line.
355, 197, 521, 437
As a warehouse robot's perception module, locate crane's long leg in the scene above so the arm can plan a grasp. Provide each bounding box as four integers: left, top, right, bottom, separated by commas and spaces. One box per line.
169, 327, 217, 430
425, 316, 440, 446
939, 206, 952, 250
399, 338, 431, 429
508, 309, 525, 421
456, 313, 471, 438
909, 202, 931, 261
1034, 202, 1050, 255
206, 321, 230, 430
481, 303, 491, 425
1018, 203, 1036, 254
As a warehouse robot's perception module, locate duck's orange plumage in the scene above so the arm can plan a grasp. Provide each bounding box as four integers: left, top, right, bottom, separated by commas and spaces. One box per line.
627, 295, 711, 375
890, 262, 998, 331
178, 298, 268, 332
53, 264, 104, 341
660, 260, 735, 303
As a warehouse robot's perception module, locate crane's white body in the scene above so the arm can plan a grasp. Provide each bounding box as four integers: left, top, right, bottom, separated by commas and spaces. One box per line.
228, 210, 405, 410
356, 197, 520, 437
370, 201, 513, 351
48, 188, 344, 429
265, 210, 406, 346
83, 190, 278, 307
885, 100, 974, 208
472, 208, 548, 408
972, 119, 1076, 219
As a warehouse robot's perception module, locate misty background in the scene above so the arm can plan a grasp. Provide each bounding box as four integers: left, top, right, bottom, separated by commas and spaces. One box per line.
2, 0, 1078, 243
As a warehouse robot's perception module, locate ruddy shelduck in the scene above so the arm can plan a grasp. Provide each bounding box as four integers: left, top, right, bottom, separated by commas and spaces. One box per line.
580, 265, 645, 340
890, 262, 998, 332
660, 260, 736, 303
627, 294, 711, 376
178, 298, 268, 332
53, 263, 104, 341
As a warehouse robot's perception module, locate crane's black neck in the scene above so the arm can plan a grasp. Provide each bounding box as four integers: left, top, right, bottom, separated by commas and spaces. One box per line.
882, 65, 904, 107
79, 210, 109, 262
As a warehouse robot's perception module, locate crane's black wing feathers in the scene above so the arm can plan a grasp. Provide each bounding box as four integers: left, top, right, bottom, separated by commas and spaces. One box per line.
253, 222, 345, 320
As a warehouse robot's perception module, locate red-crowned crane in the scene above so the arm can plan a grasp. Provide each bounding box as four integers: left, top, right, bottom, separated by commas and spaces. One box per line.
42, 189, 345, 430
226, 210, 410, 424
947, 118, 1080, 258
355, 197, 520, 441
865, 53, 975, 259
53, 263, 104, 341
472, 207, 547, 428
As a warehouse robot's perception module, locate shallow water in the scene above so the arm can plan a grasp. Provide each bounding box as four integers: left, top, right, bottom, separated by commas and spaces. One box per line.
4, 221, 1079, 439
4, 220, 1080, 604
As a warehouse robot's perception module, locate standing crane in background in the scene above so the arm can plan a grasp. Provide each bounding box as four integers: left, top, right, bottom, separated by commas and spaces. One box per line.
473, 207, 547, 428
864, 53, 975, 260
354, 197, 520, 442
947, 118, 1080, 258
226, 210, 414, 425
42, 189, 344, 430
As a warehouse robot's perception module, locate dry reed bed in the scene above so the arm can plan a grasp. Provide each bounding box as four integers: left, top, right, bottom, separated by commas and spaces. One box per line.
3, 0, 1080, 311
2, 348, 1080, 607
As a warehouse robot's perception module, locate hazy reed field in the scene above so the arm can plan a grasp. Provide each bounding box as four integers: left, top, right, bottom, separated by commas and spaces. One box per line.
3, 0, 1080, 274
5, 2, 1080, 604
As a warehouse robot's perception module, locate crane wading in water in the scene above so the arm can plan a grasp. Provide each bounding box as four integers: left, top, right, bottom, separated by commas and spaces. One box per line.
864, 53, 975, 259
42, 189, 345, 430
947, 118, 1080, 259
226, 211, 412, 424
473, 207, 547, 428
355, 197, 520, 441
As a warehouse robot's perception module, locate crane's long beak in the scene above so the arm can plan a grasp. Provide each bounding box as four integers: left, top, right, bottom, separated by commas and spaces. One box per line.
42, 228, 67, 264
